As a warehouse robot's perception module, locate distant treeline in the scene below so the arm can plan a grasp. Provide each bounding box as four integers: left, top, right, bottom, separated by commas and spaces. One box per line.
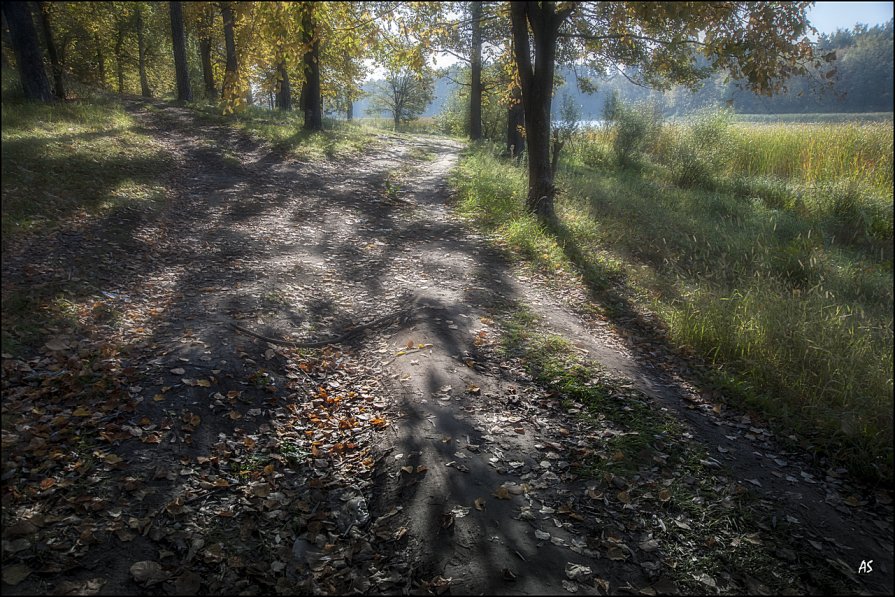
552, 20, 894, 118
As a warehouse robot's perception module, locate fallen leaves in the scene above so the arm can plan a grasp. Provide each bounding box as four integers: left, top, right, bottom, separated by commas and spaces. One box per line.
2, 564, 32, 586
129, 561, 169, 585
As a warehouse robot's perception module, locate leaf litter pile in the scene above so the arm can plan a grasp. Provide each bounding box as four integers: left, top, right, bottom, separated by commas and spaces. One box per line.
2, 335, 416, 594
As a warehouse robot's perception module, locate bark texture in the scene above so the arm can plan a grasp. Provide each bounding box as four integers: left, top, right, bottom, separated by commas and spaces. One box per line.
169, 1, 192, 102
3, 1, 53, 101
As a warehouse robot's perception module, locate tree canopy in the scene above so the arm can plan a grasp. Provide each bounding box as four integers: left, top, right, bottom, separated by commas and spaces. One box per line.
2, 1, 832, 214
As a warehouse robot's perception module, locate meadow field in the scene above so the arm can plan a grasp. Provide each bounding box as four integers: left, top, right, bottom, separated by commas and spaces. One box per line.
453, 111, 894, 484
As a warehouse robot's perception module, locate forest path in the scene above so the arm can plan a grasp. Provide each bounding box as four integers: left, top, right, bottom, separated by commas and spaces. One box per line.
2, 99, 891, 596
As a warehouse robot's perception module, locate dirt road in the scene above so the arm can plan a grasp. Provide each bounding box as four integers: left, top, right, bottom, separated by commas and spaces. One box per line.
2, 100, 891, 595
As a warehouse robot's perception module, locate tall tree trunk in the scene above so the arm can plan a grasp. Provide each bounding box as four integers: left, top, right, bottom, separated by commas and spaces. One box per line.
301, 5, 322, 130
114, 27, 124, 95
136, 6, 151, 97
220, 2, 238, 105
1, 10, 10, 70
510, 1, 567, 222
469, 1, 483, 140
346, 101, 352, 121
38, 2, 64, 100
94, 32, 106, 89
276, 60, 291, 110
198, 37, 215, 99
246, 86, 253, 105
2, 2, 53, 101
506, 86, 525, 158
169, 1, 191, 102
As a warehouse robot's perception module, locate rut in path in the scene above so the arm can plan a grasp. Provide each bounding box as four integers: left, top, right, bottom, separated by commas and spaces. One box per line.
2, 99, 892, 596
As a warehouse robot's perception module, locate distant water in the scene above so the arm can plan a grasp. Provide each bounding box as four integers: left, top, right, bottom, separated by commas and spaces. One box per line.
553, 119, 607, 128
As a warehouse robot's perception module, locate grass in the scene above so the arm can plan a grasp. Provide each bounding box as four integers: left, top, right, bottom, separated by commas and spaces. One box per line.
352, 116, 443, 135
192, 109, 450, 161
499, 307, 687, 477
492, 306, 853, 594
733, 112, 894, 124
190, 104, 382, 161
452, 119, 893, 485
1, 97, 171, 246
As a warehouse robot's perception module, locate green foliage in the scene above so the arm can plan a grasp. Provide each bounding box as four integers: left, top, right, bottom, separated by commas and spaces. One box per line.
435, 65, 510, 142
660, 108, 735, 188
603, 93, 663, 168
453, 117, 894, 484
367, 65, 435, 129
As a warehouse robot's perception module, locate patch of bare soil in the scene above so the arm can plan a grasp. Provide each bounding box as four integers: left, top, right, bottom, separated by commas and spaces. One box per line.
2, 99, 892, 596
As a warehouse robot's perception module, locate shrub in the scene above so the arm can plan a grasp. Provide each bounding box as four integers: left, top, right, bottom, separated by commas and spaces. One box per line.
603, 92, 663, 168
662, 107, 734, 189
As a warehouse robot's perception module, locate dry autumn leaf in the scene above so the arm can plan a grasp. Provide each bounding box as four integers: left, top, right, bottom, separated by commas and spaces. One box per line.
2, 564, 32, 586
130, 561, 168, 585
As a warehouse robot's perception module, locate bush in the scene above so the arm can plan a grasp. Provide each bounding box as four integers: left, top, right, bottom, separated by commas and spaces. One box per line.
662, 107, 734, 189
603, 92, 663, 168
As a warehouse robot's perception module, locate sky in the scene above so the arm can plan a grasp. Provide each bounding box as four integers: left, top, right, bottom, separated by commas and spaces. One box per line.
807, 1, 893, 36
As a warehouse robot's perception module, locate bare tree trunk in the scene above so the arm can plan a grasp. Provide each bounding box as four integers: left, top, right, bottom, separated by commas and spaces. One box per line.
220, 2, 238, 105
507, 87, 525, 158
114, 26, 125, 95
1, 10, 10, 70
38, 2, 64, 100
301, 5, 322, 130
276, 60, 291, 110
346, 101, 352, 121
136, 6, 152, 97
169, 1, 191, 102
94, 32, 106, 89
2, 2, 53, 101
510, 1, 570, 222
469, 1, 483, 140
198, 37, 215, 99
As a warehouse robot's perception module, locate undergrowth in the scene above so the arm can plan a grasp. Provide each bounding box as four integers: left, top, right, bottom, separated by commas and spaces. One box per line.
1, 97, 170, 245
451, 130, 893, 485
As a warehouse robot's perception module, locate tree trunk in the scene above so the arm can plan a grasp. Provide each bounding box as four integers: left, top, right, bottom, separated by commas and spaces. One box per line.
301, 5, 322, 130
94, 32, 106, 89
1, 10, 10, 70
136, 7, 152, 97
469, 1, 483, 140
2, 2, 53, 101
220, 2, 238, 105
198, 37, 215, 100
346, 101, 352, 121
38, 2, 64, 100
507, 86, 524, 158
115, 27, 124, 95
510, 1, 567, 222
169, 1, 191, 102
276, 60, 291, 110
